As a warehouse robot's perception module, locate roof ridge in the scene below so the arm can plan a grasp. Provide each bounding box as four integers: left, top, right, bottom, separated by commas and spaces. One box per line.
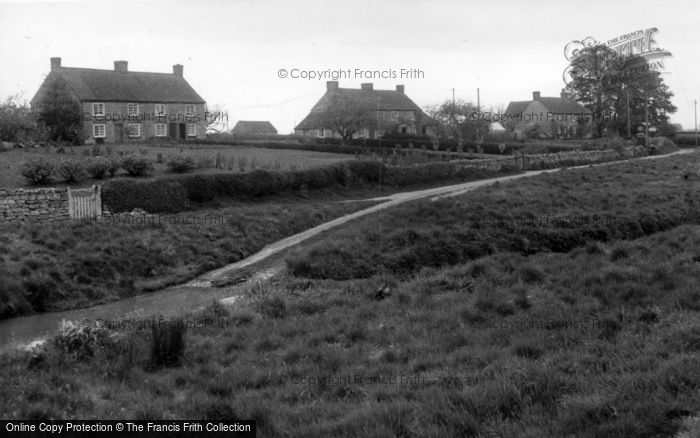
60, 67, 178, 76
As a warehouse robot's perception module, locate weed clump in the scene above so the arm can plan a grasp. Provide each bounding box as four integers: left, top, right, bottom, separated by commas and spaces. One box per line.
149, 318, 186, 368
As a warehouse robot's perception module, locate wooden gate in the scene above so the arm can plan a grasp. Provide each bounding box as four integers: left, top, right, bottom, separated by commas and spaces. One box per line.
67, 185, 102, 220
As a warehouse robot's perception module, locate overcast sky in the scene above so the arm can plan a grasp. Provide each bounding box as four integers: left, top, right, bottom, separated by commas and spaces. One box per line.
1, 0, 699, 133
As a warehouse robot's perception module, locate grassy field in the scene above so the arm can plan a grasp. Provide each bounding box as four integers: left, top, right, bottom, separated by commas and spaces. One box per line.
0, 143, 354, 188
1, 152, 699, 436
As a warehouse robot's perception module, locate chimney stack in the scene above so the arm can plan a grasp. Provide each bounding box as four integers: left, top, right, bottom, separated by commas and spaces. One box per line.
560, 89, 569, 100
114, 60, 128, 73
173, 64, 183, 78
396, 85, 405, 93
50, 57, 61, 71
326, 81, 339, 91
532, 91, 541, 101
361, 83, 373, 91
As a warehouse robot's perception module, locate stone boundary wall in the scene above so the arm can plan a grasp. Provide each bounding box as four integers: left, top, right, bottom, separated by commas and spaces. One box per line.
453, 149, 620, 172
0, 187, 69, 223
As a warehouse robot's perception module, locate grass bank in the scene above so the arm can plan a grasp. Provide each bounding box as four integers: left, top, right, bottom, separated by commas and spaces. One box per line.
286, 152, 700, 280
1, 224, 698, 436
0, 199, 375, 318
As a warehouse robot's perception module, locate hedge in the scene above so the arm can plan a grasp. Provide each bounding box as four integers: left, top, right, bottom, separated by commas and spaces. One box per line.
102, 179, 190, 213
103, 160, 514, 213
672, 136, 700, 148
195, 134, 525, 154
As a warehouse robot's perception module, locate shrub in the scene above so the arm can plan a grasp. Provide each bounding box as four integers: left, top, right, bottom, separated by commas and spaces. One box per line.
149, 318, 186, 368
52, 320, 111, 361
19, 156, 55, 185
106, 157, 122, 177
57, 159, 87, 182
0, 269, 27, 319
85, 156, 111, 179
165, 154, 195, 173
102, 179, 190, 213
121, 155, 154, 176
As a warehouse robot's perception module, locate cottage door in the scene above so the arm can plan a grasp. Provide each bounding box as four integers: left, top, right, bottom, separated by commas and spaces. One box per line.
169, 123, 178, 139
114, 124, 123, 143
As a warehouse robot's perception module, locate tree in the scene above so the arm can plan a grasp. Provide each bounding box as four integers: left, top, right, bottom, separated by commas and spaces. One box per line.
316, 94, 376, 142
36, 76, 83, 144
0, 94, 36, 142
425, 99, 490, 142
565, 44, 676, 137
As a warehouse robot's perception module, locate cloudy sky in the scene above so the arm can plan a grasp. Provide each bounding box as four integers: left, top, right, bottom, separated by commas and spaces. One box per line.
1, 0, 698, 133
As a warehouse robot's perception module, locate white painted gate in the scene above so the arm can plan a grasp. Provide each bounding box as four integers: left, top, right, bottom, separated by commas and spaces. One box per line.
67, 185, 102, 220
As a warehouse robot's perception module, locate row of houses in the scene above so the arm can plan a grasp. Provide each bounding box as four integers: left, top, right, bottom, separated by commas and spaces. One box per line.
31, 58, 591, 143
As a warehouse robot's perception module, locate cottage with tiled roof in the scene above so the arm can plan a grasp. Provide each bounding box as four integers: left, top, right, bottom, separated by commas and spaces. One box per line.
30, 57, 207, 143
232, 120, 278, 136
295, 81, 438, 139
504, 91, 592, 139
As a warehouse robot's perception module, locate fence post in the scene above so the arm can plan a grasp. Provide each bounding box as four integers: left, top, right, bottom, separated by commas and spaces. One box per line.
94, 185, 102, 217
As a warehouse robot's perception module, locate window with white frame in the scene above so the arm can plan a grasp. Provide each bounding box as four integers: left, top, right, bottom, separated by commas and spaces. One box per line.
127, 103, 139, 116
128, 123, 141, 137
93, 124, 106, 138
186, 123, 196, 137
318, 128, 324, 138
185, 104, 195, 115
391, 111, 398, 121
155, 124, 167, 137
92, 103, 105, 116
155, 104, 165, 116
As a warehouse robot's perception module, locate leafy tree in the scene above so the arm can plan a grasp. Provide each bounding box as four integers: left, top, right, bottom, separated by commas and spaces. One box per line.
0, 94, 36, 142
36, 76, 83, 144
565, 44, 676, 137
425, 99, 490, 142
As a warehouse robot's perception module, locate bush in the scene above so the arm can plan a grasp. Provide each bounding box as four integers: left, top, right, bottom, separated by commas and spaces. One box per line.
165, 154, 195, 173
57, 159, 87, 183
52, 320, 111, 361
19, 156, 55, 185
106, 156, 122, 177
121, 155, 154, 176
102, 179, 190, 213
85, 156, 111, 179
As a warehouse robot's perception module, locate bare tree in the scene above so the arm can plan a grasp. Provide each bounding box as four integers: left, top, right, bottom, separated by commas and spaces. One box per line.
316, 94, 375, 142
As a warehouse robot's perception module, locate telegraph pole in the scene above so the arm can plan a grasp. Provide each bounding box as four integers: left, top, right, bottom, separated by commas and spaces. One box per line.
452, 88, 456, 139
477, 87, 481, 142
477, 87, 480, 113
645, 97, 649, 148
626, 87, 631, 138
695, 99, 698, 148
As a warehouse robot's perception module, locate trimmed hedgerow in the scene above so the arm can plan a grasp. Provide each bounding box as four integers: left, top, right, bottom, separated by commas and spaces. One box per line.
102, 179, 190, 213
117, 160, 512, 211
165, 160, 390, 203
